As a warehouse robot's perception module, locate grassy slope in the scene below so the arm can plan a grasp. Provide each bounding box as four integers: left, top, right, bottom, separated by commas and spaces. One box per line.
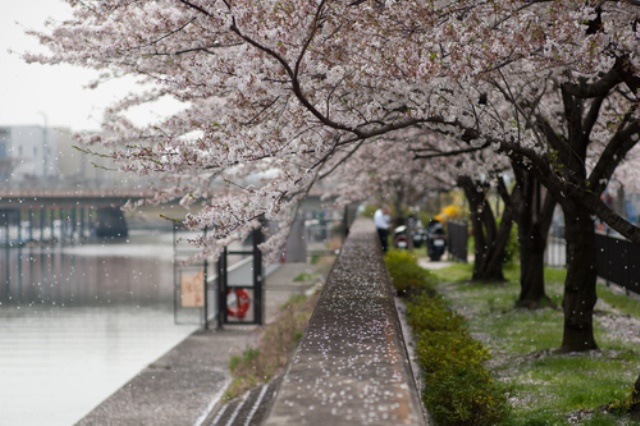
429, 263, 640, 425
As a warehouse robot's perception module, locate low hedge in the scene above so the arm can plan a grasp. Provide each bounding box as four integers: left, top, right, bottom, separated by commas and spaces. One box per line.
384, 250, 435, 296
385, 250, 509, 425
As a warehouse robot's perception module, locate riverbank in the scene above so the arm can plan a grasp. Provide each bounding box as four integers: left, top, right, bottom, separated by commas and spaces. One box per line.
76, 262, 322, 426
0, 231, 192, 426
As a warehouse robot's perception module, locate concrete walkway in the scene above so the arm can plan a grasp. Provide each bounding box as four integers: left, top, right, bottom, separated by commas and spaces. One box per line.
76, 262, 320, 426
418, 257, 454, 270
264, 220, 426, 425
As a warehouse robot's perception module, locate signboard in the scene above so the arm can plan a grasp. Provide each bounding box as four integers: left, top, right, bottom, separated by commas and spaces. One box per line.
180, 270, 204, 308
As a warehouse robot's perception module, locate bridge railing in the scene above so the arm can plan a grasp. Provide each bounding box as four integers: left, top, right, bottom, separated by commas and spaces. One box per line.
264, 218, 425, 425
0, 176, 154, 196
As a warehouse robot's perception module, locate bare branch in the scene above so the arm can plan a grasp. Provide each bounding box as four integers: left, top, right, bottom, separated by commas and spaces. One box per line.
176, 0, 213, 17
412, 141, 490, 159
589, 115, 640, 191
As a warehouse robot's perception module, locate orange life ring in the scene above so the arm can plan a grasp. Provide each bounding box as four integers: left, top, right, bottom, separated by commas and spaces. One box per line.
227, 288, 251, 319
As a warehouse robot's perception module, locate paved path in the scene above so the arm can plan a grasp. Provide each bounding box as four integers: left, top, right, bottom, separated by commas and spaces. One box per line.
418, 257, 454, 270
208, 258, 442, 426
77, 262, 319, 426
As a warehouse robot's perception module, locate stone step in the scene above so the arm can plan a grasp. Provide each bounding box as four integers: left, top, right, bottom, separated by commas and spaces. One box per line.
209, 375, 282, 426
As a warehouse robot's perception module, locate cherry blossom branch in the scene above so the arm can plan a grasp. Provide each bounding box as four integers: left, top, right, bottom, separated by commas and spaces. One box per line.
562, 59, 625, 99
569, 185, 640, 244
589, 115, 640, 191
227, 7, 435, 141
500, 132, 640, 244
535, 114, 573, 166
294, 0, 327, 79
317, 139, 365, 180
582, 95, 606, 138
412, 142, 490, 159
241, 96, 281, 125
176, 0, 213, 17
132, 17, 196, 50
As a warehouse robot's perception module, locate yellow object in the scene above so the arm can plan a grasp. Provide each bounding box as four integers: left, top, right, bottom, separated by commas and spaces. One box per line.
435, 204, 462, 223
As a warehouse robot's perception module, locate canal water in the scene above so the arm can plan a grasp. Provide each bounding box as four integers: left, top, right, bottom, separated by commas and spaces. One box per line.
0, 231, 199, 426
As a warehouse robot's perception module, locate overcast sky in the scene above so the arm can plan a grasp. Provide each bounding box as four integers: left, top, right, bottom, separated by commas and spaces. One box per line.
1, 1, 178, 132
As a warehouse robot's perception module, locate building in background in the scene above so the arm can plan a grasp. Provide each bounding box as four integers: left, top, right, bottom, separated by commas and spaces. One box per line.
0, 125, 126, 187
0, 125, 57, 180
53, 127, 120, 185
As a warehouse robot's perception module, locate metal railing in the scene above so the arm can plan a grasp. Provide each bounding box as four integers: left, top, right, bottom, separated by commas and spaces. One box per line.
595, 232, 640, 295
544, 229, 640, 296
545, 235, 566, 267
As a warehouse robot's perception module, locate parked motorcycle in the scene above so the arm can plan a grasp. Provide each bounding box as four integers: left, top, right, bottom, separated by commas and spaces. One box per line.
411, 227, 427, 248
393, 225, 410, 249
406, 214, 426, 248
426, 219, 446, 261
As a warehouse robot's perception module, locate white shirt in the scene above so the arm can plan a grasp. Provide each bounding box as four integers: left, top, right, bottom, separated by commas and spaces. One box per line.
374, 209, 390, 230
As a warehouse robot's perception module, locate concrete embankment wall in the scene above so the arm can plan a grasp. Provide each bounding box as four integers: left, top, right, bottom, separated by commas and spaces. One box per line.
264, 218, 425, 425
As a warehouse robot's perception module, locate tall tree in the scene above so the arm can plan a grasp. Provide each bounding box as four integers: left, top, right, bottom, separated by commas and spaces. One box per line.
511, 167, 556, 309
29, 0, 640, 353
457, 175, 512, 282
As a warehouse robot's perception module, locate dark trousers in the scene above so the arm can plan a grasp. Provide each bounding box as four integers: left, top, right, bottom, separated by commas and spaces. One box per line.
377, 228, 389, 253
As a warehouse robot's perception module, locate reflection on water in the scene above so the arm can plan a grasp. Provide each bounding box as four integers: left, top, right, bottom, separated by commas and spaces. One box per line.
1, 246, 172, 307
0, 232, 198, 426
1, 231, 177, 308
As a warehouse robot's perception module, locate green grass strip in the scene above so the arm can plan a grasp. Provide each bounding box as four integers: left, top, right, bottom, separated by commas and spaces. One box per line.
430, 263, 640, 425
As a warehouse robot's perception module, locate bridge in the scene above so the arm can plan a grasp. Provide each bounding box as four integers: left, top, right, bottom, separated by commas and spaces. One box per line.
0, 179, 155, 243
0, 178, 345, 245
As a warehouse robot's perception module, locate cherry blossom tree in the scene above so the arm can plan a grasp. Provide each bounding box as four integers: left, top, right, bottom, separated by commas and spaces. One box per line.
329, 128, 531, 288
407, 131, 517, 282
27, 0, 640, 356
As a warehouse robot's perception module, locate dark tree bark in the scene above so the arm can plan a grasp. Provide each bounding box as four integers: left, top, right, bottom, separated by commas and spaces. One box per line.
511, 166, 556, 309
458, 175, 512, 282
557, 199, 598, 352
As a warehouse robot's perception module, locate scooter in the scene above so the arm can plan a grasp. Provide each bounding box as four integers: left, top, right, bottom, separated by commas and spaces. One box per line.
426, 220, 446, 261
411, 227, 427, 248
393, 225, 410, 250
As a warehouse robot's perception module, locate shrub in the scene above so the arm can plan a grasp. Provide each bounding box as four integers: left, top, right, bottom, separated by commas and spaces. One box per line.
424, 363, 509, 426
384, 249, 434, 295
384, 252, 509, 425
413, 330, 490, 374
405, 292, 464, 333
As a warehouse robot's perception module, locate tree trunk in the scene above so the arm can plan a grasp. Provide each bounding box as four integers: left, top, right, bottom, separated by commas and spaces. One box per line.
631, 374, 640, 418
517, 223, 547, 308
479, 198, 514, 281
559, 201, 598, 352
458, 176, 507, 282
513, 168, 555, 309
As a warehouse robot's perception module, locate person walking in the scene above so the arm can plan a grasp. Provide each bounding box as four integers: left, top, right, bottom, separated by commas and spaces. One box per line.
374, 206, 391, 253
